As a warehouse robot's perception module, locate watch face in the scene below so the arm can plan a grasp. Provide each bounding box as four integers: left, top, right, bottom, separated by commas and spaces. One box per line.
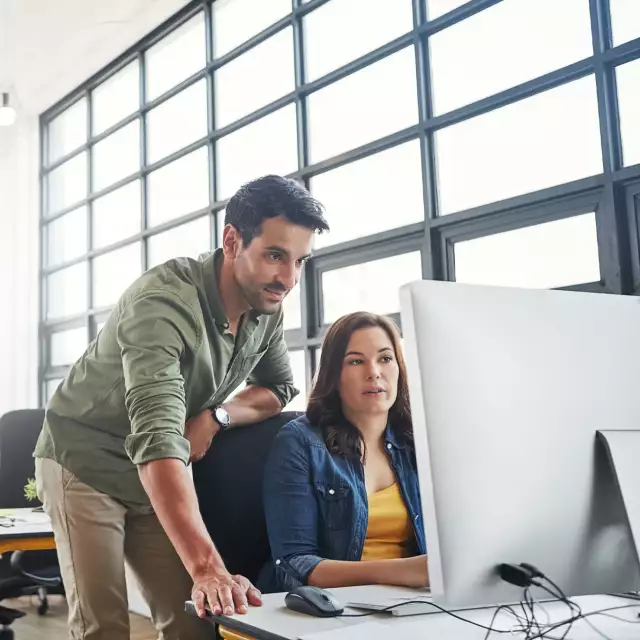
215, 407, 231, 427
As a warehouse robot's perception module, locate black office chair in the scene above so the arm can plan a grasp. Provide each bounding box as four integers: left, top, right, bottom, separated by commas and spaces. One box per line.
0, 409, 63, 638
193, 411, 303, 585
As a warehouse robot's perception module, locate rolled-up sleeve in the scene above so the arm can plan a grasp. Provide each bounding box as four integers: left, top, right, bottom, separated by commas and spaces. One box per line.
263, 423, 323, 589
117, 289, 200, 466
247, 312, 299, 408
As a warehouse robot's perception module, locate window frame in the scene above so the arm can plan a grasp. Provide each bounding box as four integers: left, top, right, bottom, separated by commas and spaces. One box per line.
38, 0, 640, 405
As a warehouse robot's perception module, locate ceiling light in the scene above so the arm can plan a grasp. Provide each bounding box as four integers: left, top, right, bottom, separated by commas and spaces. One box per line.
0, 93, 17, 127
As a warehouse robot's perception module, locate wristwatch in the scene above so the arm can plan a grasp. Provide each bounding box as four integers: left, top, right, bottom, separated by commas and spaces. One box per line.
210, 405, 231, 432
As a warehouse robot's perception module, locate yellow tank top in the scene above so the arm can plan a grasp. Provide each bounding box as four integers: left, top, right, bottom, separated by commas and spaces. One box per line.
361, 482, 414, 561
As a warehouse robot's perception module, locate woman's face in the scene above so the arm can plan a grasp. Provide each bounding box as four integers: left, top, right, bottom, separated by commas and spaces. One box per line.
338, 326, 400, 419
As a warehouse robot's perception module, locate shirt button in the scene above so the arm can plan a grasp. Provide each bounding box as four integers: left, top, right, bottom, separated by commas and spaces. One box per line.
328, 488, 335, 495
222, 322, 229, 329
386, 443, 392, 450
275, 559, 281, 565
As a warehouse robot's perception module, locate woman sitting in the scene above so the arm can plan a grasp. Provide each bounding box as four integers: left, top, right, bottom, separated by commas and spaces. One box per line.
257, 311, 428, 593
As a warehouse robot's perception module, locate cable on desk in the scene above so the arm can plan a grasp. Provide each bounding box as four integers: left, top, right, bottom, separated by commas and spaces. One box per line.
339, 599, 516, 634
499, 561, 640, 639
325, 562, 640, 639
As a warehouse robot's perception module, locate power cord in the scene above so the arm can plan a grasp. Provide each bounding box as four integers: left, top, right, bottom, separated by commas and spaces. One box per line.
339, 599, 517, 635
499, 563, 581, 639
339, 594, 572, 638
499, 562, 640, 639
332, 564, 640, 639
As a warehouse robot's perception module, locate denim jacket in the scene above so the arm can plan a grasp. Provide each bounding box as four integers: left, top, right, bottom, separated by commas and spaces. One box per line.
257, 415, 426, 593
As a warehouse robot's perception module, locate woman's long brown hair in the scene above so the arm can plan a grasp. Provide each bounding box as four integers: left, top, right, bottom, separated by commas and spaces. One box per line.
306, 311, 413, 459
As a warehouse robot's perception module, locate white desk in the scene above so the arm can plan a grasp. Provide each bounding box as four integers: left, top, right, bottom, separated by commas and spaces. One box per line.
186, 587, 640, 640
0, 508, 54, 556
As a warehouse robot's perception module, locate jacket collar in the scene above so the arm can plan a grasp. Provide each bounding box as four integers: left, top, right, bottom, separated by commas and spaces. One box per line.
384, 423, 407, 450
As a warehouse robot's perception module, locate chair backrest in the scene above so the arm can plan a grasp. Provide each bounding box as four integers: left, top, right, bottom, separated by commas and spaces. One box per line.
0, 409, 45, 509
193, 411, 303, 584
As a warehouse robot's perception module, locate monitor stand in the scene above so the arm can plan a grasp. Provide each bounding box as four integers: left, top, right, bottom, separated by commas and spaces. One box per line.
596, 430, 640, 572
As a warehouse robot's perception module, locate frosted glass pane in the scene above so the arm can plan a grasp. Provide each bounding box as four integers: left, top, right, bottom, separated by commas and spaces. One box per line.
213, 0, 291, 57
217, 105, 298, 200
322, 253, 422, 323
93, 182, 141, 249
146, 13, 206, 101
148, 147, 210, 227
436, 77, 602, 215
304, 0, 413, 81
93, 243, 142, 308
147, 216, 212, 268
430, 0, 593, 115
311, 141, 423, 249
308, 47, 418, 163
454, 213, 601, 289
215, 28, 294, 128
46, 206, 87, 266
48, 98, 87, 164
93, 61, 140, 135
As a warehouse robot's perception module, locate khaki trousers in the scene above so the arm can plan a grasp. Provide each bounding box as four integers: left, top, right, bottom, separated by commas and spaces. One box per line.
35, 457, 211, 640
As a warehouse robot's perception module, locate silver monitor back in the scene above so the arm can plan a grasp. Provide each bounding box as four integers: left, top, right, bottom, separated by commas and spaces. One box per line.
399, 280, 640, 608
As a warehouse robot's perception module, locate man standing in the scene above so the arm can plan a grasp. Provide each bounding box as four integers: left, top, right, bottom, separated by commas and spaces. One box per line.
34, 175, 329, 639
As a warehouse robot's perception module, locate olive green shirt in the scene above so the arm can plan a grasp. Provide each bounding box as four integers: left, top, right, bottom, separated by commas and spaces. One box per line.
34, 250, 298, 507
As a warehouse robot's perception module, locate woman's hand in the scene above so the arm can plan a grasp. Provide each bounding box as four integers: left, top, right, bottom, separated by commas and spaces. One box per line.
309, 554, 430, 589
398, 554, 429, 588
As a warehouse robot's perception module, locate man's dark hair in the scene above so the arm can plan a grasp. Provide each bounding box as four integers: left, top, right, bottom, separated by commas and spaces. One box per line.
224, 175, 329, 246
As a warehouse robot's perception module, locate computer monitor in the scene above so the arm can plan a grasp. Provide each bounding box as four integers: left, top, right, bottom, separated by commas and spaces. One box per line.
399, 280, 640, 608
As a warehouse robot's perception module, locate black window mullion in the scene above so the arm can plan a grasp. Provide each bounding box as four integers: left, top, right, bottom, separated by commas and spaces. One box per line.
589, 0, 629, 293
85, 90, 94, 329
413, 0, 437, 282
590, 0, 621, 176
204, 0, 216, 243
139, 51, 149, 273
292, 0, 313, 366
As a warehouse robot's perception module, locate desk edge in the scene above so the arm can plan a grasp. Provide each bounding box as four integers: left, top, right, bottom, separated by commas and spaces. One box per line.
185, 601, 292, 640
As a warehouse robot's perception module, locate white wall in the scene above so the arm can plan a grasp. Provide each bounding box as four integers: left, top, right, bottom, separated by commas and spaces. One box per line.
0, 117, 39, 416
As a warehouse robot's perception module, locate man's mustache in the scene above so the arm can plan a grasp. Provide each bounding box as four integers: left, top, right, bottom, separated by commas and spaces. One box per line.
265, 283, 288, 293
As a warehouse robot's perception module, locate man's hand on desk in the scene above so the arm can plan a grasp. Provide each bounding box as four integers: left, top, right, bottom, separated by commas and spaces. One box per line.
185, 409, 220, 463
191, 565, 262, 618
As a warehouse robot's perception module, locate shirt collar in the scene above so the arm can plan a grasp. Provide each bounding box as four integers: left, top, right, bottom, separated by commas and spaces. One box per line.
202, 248, 261, 334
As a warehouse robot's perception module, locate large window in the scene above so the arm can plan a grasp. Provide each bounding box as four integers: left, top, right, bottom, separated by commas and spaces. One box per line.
40, 0, 640, 406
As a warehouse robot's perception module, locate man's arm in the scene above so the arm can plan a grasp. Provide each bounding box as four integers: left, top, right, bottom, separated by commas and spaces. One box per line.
117, 291, 260, 617
223, 384, 282, 426
242, 309, 299, 413
187, 310, 298, 461
185, 386, 283, 462
138, 459, 261, 617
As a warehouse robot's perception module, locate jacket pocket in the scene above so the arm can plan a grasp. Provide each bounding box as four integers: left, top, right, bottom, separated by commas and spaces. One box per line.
315, 482, 349, 531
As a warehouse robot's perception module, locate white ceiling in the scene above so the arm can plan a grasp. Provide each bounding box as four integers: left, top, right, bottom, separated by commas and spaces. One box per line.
0, 0, 191, 116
